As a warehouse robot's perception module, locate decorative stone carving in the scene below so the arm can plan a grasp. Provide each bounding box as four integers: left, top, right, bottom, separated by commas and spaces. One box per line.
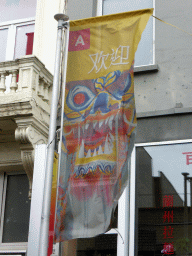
0, 56, 52, 198
15, 125, 47, 145
15, 116, 49, 198
20, 145, 34, 198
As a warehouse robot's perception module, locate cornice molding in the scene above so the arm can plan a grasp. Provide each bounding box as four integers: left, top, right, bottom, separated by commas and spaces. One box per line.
0, 101, 32, 117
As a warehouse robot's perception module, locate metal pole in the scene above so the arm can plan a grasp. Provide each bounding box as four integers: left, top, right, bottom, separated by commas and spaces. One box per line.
39, 13, 69, 256
187, 177, 192, 221
56, 17, 70, 190
182, 172, 189, 239
124, 161, 131, 256
187, 177, 192, 252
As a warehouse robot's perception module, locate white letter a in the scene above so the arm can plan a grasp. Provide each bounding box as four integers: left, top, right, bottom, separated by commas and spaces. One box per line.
75, 35, 85, 46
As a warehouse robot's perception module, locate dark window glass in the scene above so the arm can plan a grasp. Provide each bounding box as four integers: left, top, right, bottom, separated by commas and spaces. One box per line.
2, 174, 31, 243
77, 234, 117, 256
136, 143, 192, 256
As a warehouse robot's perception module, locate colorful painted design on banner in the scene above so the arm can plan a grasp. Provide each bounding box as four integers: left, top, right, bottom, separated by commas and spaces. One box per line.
55, 8, 153, 241
48, 152, 58, 256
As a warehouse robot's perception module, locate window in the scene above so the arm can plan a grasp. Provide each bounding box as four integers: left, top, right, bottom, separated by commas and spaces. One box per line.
0, 18, 35, 62
0, 0, 36, 62
0, 18, 35, 92
132, 140, 192, 255
14, 24, 35, 59
0, 0, 36, 23
97, 0, 155, 67
0, 254, 24, 256
0, 29, 8, 62
0, 173, 30, 254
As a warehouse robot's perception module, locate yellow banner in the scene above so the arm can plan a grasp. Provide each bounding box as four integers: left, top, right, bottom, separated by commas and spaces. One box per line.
55, 9, 153, 241
67, 8, 153, 82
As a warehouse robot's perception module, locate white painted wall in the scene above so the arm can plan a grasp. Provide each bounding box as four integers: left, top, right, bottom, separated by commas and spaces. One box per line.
33, 0, 65, 74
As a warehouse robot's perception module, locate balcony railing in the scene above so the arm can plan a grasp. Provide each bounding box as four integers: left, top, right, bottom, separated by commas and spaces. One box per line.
0, 55, 53, 115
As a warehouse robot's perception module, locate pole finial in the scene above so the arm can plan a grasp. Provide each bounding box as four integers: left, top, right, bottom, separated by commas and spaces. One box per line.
54, 13, 69, 21
182, 172, 189, 177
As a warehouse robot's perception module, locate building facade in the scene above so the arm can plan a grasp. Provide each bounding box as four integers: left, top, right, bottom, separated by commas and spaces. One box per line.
0, 0, 192, 255
0, 0, 57, 254
63, 1, 192, 255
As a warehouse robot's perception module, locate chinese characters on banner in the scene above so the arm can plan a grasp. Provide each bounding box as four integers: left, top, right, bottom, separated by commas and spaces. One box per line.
162, 195, 174, 255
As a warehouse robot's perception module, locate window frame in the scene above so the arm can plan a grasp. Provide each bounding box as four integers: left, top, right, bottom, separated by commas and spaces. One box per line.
0, 17, 35, 62
0, 172, 29, 254
0, 17, 35, 93
129, 138, 192, 255
104, 187, 129, 256
96, 0, 156, 71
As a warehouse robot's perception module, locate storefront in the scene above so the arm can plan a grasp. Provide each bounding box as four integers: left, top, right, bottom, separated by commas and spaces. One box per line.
70, 113, 192, 256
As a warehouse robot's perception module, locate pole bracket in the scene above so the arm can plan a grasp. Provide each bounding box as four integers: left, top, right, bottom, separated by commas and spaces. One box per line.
54, 13, 69, 29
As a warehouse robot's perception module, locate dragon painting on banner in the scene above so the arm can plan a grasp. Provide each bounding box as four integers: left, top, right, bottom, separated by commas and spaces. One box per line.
55, 9, 153, 241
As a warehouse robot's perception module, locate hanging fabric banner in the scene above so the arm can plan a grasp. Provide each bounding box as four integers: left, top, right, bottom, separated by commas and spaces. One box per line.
55, 8, 153, 241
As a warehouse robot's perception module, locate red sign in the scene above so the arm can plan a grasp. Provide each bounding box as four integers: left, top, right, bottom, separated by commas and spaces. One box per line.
163, 195, 173, 208
162, 195, 174, 254
163, 210, 174, 223
182, 152, 192, 165
68, 28, 90, 51
163, 226, 174, 239
162, 242, 174, 255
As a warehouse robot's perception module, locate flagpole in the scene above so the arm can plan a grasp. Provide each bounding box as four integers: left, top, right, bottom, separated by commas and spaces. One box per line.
39, 13, 69, 256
